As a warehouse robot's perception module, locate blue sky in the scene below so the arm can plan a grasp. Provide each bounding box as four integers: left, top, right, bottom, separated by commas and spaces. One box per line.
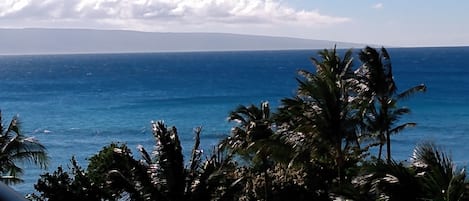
0, 0, 467, 47
283, 0, 469, 46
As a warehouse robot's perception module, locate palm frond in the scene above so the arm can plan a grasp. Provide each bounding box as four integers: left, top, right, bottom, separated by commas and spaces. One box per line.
0, 114, 49, 184
412, 141, 452, 173
389, 123, 416, 135
412, 141, 467, 200
446, 169, 467, 201
151, 121, 185, 200
137, 144, 152, 165
6, 116, 20, 136
188, 127, 202, 171
360, 160, 422, 200
397, 84, 426, 100
3, 136, 48, 167
298, 69, 315, 80
0, 111, 3, 135
0, 175, 23, 185
380, 47, 395, 90
392, 107, 411, 116
187, 126, 203, 192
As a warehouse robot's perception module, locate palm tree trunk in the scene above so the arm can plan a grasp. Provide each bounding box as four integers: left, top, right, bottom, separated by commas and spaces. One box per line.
378, 143, 383, 161
386, 130, 391, 163
336, 140, 344, 184
377, 130, 386, 161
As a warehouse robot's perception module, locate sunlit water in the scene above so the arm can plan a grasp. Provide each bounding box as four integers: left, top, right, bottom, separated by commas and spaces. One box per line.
0, 47, 468, 194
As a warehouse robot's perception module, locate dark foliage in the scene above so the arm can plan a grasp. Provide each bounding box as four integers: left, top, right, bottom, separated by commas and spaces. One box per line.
31, 46, 467, 201
30, 157, 101, 201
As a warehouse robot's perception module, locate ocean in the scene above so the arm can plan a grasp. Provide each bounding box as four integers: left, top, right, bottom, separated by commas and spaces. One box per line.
1, 47, 469, 194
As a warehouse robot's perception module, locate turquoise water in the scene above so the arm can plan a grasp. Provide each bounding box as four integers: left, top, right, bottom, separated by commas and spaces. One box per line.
0, 47, 468, 194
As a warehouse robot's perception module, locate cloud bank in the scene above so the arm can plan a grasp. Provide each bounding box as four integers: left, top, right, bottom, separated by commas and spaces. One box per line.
0, 0, 350, 32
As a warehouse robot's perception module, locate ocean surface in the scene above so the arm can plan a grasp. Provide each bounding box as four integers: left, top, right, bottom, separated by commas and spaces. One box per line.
1, 47, 469, 194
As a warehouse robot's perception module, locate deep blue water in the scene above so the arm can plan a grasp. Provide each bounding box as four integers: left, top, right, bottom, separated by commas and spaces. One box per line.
1, 47, 469, 194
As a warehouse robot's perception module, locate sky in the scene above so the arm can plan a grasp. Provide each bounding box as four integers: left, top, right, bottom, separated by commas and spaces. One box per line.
0, 0, 467, 47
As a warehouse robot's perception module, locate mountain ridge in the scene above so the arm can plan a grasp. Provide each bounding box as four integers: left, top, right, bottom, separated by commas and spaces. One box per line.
0, 28, 366, 55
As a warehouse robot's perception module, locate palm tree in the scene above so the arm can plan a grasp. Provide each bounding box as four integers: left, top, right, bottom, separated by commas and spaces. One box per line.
93, 121, 187, 201
359, 47, 426, 163
86, 142, 155, 201
224, 101, 284, 201
223, 101, 275, 163
0, 112, 48, 184
85, 121, 237, 201
226, 102, 293, 165
355, 159, 423, 201
35, 121, 241, 201
412, 141, 468, 201
276, 47, 363, 185
355, 142, 468, 201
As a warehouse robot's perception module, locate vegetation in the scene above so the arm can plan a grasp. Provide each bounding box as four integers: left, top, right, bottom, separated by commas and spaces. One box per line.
12, 46, 469, 200
358, 47, 426, 163
0, 112, 48, 184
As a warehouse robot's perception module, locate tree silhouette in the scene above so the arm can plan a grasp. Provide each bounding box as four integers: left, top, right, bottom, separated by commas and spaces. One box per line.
0, 112, 48, 184
359, 47, 426, 162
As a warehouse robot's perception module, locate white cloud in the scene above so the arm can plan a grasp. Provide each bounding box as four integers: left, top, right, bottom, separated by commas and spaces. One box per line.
0, 0, 350, 32
0, 0, 31, 17
372, 3, 384, 9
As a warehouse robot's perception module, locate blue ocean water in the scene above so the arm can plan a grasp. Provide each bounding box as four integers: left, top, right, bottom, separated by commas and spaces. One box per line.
1, 47, 468, 194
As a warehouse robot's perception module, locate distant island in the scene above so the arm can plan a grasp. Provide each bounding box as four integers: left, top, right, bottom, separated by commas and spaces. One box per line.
0, 28, 365, 55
